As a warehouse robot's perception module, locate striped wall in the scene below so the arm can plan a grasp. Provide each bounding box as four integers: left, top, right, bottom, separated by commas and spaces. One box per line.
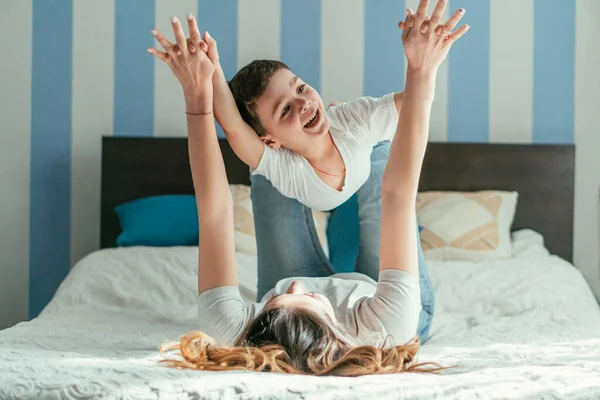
1, 0, 598, 329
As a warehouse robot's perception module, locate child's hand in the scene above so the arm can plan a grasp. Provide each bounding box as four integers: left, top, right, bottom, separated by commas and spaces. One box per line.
399, 0, 469, 74
148, 14, 215, 96
202, 31, 220, 66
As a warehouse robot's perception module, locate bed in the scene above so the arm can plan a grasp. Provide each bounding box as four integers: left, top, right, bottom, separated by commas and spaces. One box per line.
1, 138, 599, 400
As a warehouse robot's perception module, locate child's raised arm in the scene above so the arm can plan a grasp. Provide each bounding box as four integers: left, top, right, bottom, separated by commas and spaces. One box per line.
202, 32, 265, 170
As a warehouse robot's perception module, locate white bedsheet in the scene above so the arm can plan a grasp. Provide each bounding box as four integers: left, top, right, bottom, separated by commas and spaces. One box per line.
1, 232, 600, 399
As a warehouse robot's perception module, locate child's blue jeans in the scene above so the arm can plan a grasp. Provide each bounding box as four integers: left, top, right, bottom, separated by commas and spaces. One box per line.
250, 141, 434, 341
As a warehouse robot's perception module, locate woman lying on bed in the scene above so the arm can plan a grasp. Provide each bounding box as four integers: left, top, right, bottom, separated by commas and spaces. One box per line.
150, 0, 467, 376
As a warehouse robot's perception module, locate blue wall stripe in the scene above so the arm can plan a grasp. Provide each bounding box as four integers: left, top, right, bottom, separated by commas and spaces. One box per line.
532, 0, 575, 144
448, 0, 490, 142
114, 0, 155, 137
281, 0, 322, 92
197, 0, 238, 138
30, 0, 73, 319
364, 0, 405, 97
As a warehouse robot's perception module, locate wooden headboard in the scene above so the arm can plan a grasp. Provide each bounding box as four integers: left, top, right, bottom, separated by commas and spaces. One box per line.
100, 137, 575, 262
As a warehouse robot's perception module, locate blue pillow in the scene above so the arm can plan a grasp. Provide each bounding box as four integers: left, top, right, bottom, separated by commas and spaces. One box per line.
327, 194, 360, 273
326, 194, 423, 273
114, 195, 199, 247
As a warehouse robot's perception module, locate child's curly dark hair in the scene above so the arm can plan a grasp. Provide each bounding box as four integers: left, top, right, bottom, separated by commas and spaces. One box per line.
228, 60, 289, 137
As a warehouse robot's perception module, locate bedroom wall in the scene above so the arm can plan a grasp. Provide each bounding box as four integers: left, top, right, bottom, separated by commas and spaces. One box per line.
1, 0, 598, 330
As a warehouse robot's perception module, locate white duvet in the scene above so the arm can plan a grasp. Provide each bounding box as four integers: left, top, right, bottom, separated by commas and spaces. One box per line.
1, 232, 600, 400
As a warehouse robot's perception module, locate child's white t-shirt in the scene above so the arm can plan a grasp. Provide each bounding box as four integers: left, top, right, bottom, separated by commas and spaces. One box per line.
250, 93, 399, 211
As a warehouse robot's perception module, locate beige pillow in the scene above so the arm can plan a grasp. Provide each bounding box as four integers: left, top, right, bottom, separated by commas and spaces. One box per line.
416, 191, 518, 262
230, 184, 329, 256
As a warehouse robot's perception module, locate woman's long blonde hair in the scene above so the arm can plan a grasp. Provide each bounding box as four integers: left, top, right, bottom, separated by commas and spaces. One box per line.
160, 307, 444, 376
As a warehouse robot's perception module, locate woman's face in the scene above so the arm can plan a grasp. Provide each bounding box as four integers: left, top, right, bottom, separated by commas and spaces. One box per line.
266, 280, 337, 322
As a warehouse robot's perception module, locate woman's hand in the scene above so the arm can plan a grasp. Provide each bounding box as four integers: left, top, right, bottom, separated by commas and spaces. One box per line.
399, 0, 469, 74
148, 14, 214, 99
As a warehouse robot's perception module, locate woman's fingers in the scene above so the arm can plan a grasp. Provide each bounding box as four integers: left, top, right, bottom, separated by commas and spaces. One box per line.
444, 23, 470, 45
441, 8, 465, 33
186, 14, 202, 46
152, 29, 176, 55
415, 0, 429, 20
153, 15, 205, 58
415, 0, 429, 33
428, 0, 447, 32
147, 47, 172, 64
171, 16, 188, 55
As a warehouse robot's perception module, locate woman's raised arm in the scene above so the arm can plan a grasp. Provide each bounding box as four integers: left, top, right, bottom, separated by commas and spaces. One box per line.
148, 15, 237, 294
379, 0, 468, 278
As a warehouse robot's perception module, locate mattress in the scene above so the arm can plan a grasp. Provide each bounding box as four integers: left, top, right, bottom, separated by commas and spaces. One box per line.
1, 231, 600, 400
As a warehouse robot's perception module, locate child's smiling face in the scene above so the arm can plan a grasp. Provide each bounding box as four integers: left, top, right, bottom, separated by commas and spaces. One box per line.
254, 68, 330, 152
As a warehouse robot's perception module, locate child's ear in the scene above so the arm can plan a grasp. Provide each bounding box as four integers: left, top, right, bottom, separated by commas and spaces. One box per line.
261, 135, 281, 150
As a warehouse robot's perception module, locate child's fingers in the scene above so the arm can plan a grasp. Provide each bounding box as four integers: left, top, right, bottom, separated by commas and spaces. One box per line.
203, 31, 219, 64
147, 47, 172, 64
199, 41, 208, 53
186, 39, 196, 53
407, 9, 416, 28
186, 14, 202, 46
402, 15, 414, 40
444, 24, 470, 45
420, 17, 431, 34
204, 31, 217, 46
189, 39, 208, 54
398, 7, 412, 31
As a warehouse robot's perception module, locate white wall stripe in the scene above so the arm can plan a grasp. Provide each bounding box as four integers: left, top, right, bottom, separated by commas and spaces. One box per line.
154, 0, 197, 137
237, 0, 281, 70
70, 0, 115, 268
320, 0, 364, 106
0, 0, 32, 330
489, 0, 533, 143
405, 0, 449, 141
430, 50, 448, 142
574, 0, 600, 298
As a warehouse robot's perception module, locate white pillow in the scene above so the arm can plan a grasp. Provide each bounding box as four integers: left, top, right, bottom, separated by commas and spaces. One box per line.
230, 184, 329, 256
416, 191, 518, 262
